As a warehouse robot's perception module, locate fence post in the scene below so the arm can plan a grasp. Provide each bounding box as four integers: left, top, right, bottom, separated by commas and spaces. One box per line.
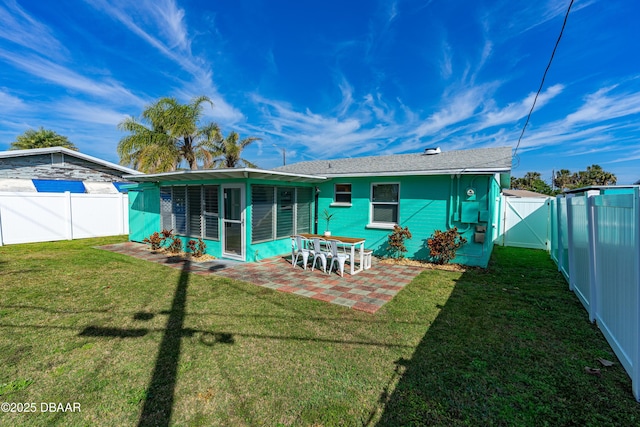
586, 194, 597, 323
64, 191, 73, 240
556, 195, 563, 273
566, 194, 575, 291
0, 202, 4, 246
117, 192, 125, 235
633, 187, 640, 402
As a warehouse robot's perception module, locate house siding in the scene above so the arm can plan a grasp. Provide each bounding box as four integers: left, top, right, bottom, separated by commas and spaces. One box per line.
317, 174, 500, 267
0, 153, 131, 181
127, 178, 316, 261
126, 173, 504, 267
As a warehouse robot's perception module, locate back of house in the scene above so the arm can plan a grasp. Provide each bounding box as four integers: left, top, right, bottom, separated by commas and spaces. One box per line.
124, 146, 512, 267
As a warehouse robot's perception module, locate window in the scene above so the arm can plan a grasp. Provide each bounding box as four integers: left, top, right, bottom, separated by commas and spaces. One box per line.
296, 187, 313, 234
334, 183, 352, 205
371, 183, 399, 225
173, 186, 187, 234
251, 185, 275, 243
160, 185, 219, 240
203, 185, 219, 240
276, 187, 294, 238
251, 185, 313, 243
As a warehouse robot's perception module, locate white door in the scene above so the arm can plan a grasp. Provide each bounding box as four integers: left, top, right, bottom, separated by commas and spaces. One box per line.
222, 184, 245, 260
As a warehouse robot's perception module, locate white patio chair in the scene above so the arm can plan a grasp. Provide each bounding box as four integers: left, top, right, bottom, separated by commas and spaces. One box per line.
327, 239, 350, 277
310, 237, 330, 273
291, 235, 311, 269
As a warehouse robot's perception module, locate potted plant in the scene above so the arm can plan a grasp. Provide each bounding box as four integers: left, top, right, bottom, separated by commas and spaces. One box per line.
322, 208, 336, 236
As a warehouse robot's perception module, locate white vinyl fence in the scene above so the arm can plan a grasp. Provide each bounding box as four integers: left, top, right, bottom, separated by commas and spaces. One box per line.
0, 191, 129, 245
550, 187, 640, 401
498, 196, 551, 250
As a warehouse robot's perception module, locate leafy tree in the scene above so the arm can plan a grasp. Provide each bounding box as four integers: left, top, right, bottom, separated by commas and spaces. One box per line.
553, 164, 616, 191
117, 96, 221, 173
10, 127, 77, 151
553, 169, 574, 191
210, 131, 261, 168
510, 172, 553, 195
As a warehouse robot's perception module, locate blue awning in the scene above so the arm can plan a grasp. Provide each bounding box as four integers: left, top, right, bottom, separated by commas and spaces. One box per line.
32, 179, 86, 193
113, 182, 135, 193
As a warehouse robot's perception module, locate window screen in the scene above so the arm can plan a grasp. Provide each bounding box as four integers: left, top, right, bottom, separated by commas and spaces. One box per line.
173, 186, 187, 234
252, 185, 275, 243
334, 183, 352, 204
371, 183, 399, 224
203, 185, 219, 240
276, 187, 294, 238
296, 187, 313, 234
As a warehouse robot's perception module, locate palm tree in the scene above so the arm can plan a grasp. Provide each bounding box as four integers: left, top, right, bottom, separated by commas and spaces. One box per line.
10, 127, 77, 151
117, 96, 221, 173
211, 131, 261, 168
585, 164, 617, 186
554, 169, 574, 191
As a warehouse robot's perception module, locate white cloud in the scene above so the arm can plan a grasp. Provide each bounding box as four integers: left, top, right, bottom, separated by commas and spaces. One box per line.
566, 86, 640, 124
84, 0, 244, 124
54, 100, 128, 126
480, 83, 564, 128
0, 49, 145, 105
412, 84, 493, 138
0, 0, 68, 60
0, 89, 26, 112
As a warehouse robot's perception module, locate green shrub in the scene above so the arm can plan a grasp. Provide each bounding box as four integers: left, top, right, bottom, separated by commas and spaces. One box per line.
427, 227, 467, 265
387, 225, 412, 259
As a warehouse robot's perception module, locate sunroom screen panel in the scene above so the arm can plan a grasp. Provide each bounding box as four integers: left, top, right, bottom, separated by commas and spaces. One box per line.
252, 185, 275, 243
296, 187, 313, 234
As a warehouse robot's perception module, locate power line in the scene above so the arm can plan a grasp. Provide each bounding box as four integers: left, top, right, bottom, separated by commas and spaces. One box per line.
513, 0, 575, 158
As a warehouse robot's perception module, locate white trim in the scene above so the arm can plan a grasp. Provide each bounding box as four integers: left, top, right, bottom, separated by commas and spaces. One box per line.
0, 146, 141, 175
315, 168, 510, 178
366, 223, 397, 230
221, 184, 246, 261
334, 182, 352, 205
330, 202, 352, 207
124, 167, 326, 183
370, 182, 400, 226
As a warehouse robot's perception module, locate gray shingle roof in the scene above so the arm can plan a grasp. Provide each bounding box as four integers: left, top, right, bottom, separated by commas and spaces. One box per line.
273, 146, 512, 177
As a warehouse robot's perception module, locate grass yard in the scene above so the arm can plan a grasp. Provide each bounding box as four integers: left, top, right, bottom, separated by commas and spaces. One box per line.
0, 237, 639, 426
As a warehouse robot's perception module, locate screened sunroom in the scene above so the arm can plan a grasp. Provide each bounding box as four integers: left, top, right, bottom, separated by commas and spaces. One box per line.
125, 168, 325, 262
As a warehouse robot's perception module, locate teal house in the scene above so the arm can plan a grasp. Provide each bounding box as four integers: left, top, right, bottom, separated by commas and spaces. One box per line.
124, 146, 512, 267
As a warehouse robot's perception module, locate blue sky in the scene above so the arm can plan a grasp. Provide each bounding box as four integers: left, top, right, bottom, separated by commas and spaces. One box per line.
1, 0, 639, 183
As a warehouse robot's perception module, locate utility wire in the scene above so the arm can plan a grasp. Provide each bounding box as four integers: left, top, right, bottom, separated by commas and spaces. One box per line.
514, 0, 575, 158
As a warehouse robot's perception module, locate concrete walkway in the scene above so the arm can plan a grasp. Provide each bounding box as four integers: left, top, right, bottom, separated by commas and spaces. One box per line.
98, 242, 424, 313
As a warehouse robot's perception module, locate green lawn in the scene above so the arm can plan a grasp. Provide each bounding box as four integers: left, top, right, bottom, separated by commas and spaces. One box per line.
0, 237, 638, 426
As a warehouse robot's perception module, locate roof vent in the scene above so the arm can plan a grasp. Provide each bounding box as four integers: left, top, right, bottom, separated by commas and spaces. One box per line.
424, 147, 441, 155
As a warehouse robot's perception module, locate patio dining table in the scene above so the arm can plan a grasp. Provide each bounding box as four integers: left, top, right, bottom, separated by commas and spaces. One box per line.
299, 233, 366, 275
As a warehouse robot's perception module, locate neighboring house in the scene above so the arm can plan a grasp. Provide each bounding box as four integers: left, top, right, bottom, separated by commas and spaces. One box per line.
0, 146, 140, 193
124, 146, 512, 267
502, 189, 551, 198
0, 147, 142, 245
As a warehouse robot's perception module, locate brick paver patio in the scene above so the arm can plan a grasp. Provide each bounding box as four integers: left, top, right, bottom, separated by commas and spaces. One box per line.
99, 242, 424, 313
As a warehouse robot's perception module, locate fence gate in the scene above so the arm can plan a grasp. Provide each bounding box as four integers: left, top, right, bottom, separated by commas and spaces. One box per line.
500, 196, 551, 250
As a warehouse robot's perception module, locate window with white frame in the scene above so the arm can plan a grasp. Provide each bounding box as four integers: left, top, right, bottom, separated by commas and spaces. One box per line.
334, 183, 352, 204
371, 183, 399, 225
160, 185, 219, 240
